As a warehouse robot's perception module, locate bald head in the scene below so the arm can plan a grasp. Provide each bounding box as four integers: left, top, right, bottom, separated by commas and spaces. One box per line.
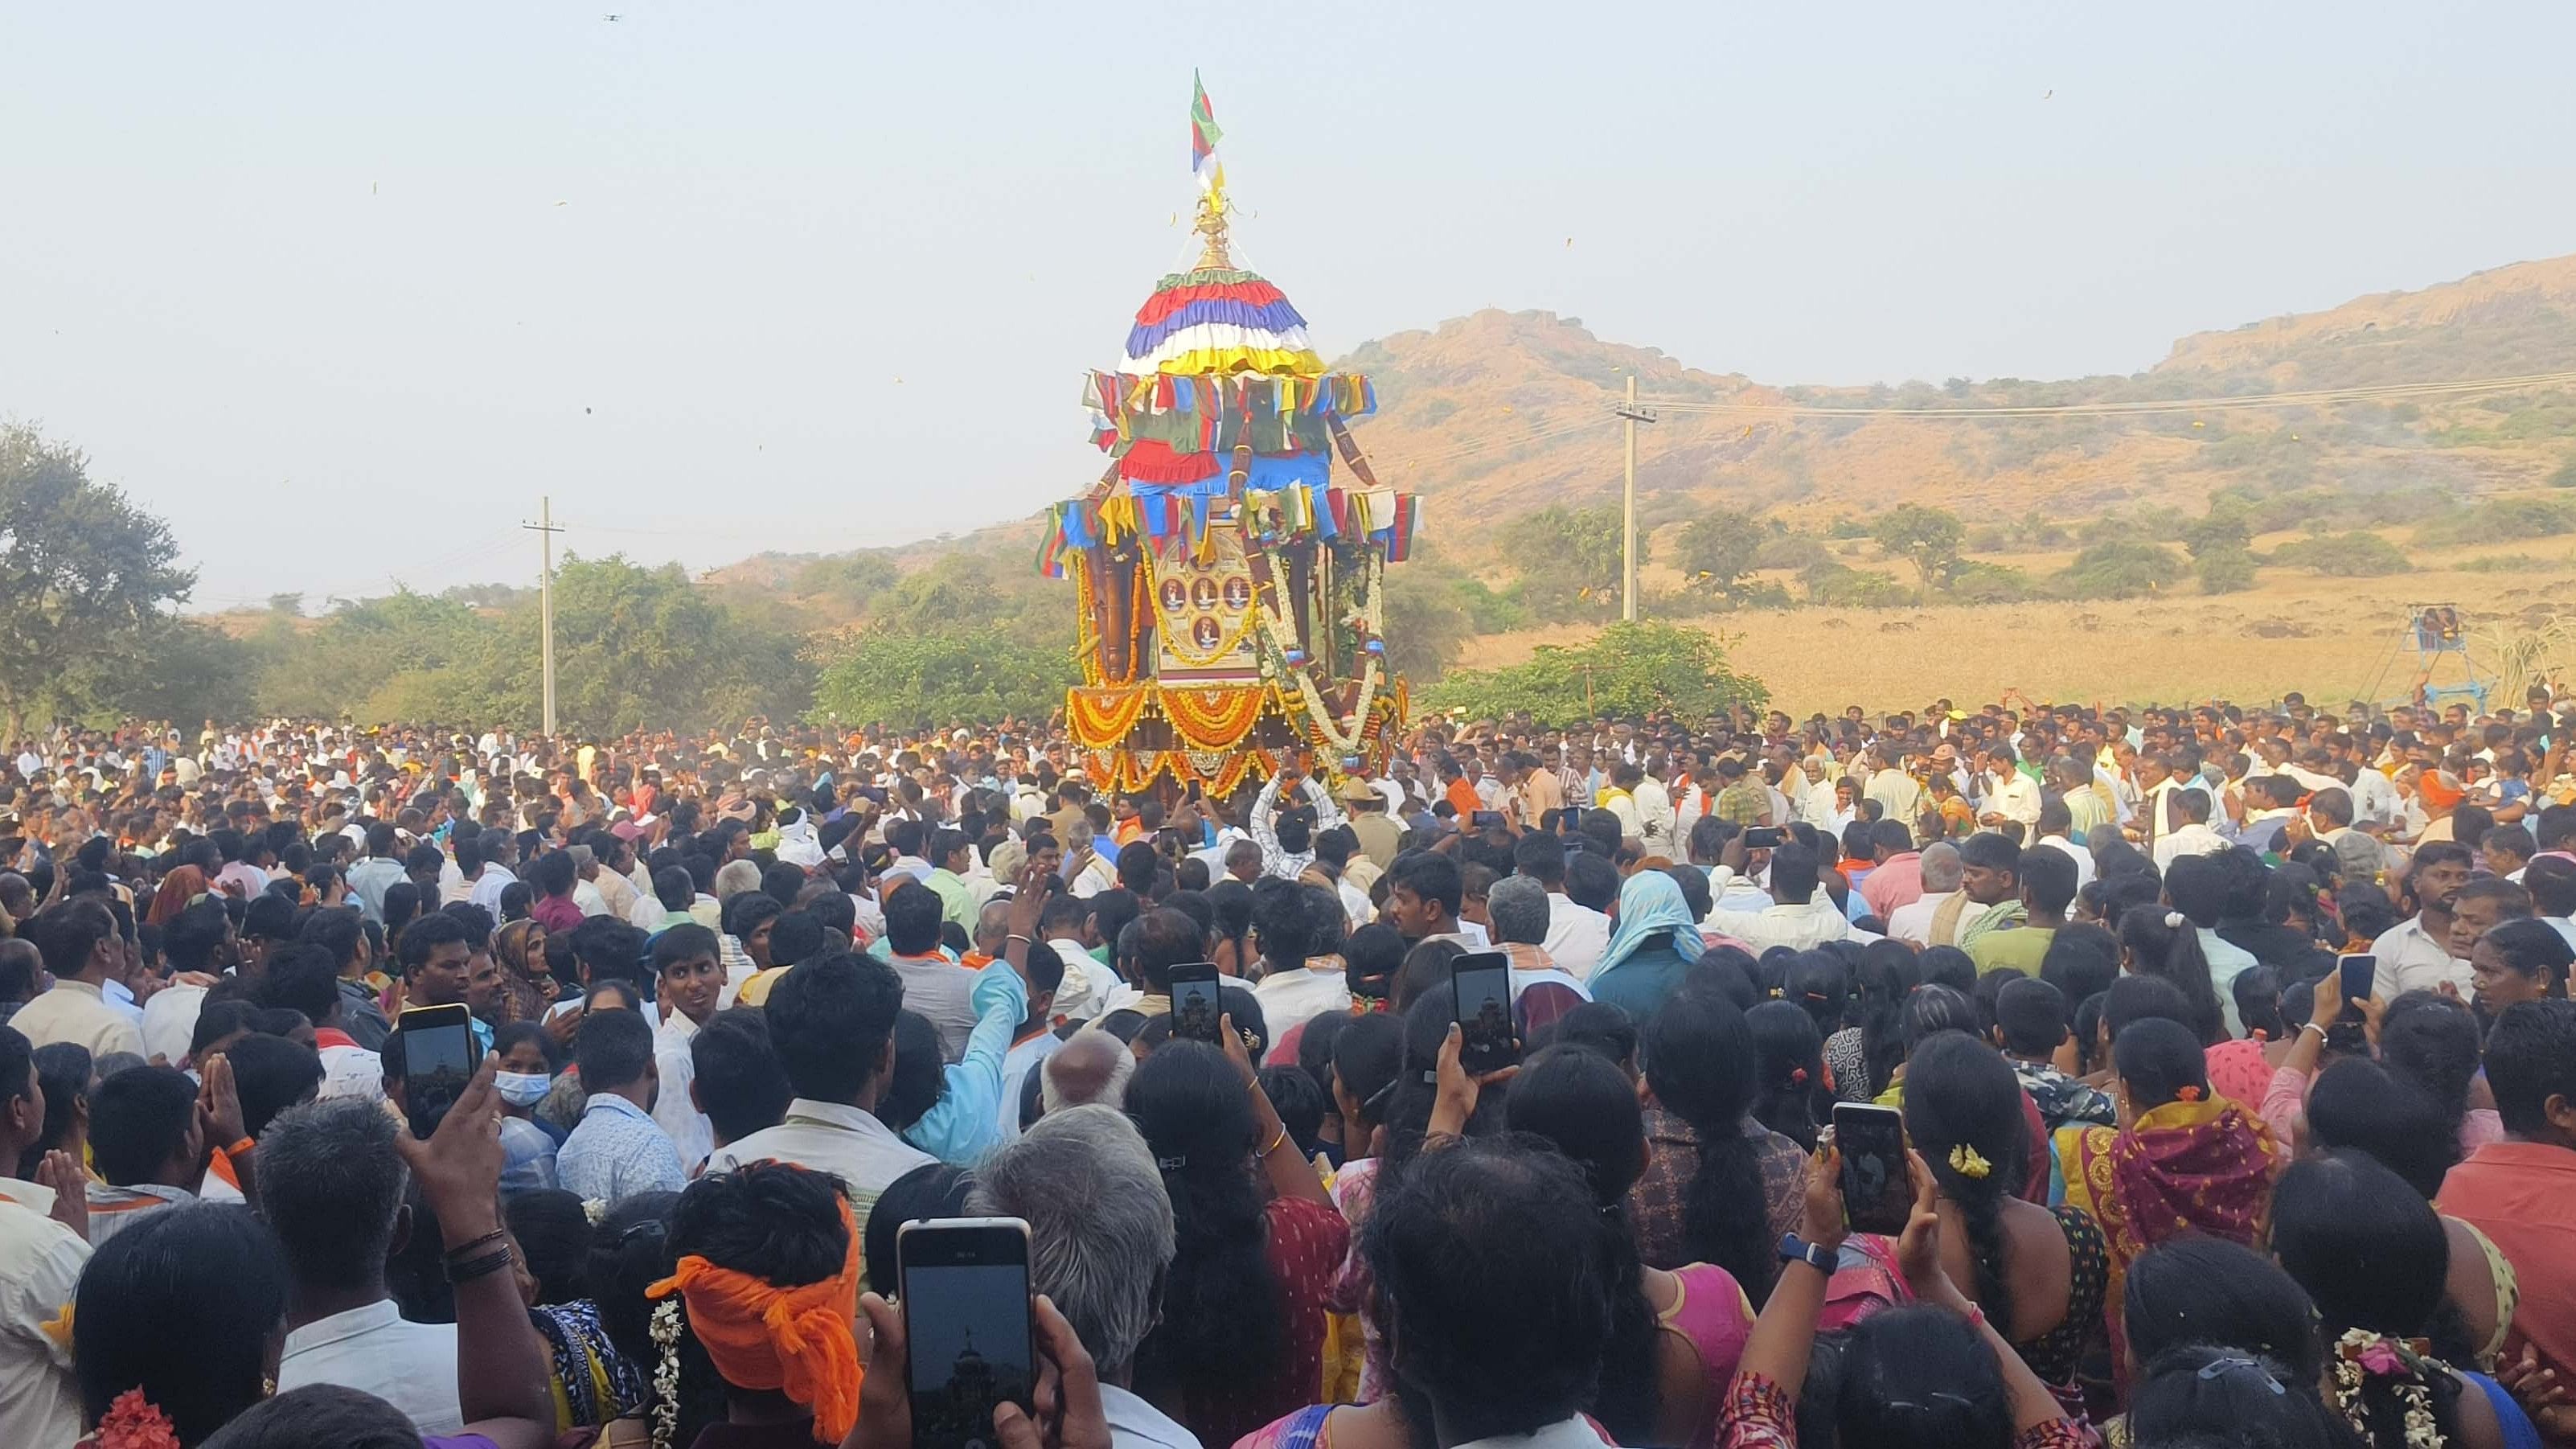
974, 898, 1014, 957
1042, 1029, 1134, 1115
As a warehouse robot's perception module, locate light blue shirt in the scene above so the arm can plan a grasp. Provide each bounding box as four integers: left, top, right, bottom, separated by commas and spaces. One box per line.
556, 1091, 686, 1203
101, 976, 145, 1028
901, 963, 1029, 1167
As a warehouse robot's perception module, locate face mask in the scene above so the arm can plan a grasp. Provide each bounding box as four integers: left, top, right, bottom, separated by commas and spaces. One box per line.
494, 1071, 552, 1107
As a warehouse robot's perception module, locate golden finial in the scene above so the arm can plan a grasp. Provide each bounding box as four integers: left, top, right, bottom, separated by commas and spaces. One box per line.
1192, 189, 1233, 270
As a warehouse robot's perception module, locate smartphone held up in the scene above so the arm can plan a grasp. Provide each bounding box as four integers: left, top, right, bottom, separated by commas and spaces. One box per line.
900, 1218, 1036, 1449
397, 1002, 481, 1140
1450, 950, 1518, 1075
1831, 1102, 1912, 1237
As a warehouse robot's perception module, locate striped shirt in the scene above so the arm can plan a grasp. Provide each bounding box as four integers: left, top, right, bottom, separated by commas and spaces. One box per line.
84, 1182, 195, 1246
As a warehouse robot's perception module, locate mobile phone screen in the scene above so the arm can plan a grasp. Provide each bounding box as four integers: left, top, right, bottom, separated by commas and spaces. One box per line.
902, 1222, 1034, 1449
398, 1004, 479, 1140
1471, 811, 1503, 829
1451, 951, 1518, 1075
2338, 954, 2377, 1004
1832, 1103, 1910, 1236
1168, 966, 1223, 1045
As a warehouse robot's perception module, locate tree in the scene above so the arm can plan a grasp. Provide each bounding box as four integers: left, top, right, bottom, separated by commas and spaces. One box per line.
479, 555, 813, 734
795, 552, 903, 614
1870, 504, 1966, 600
250, 589, 485, 721
2054, 540, 2185, 600
1504, 504, 1633, 621
113, 618, 257, 726
2195, 547, 2258, 594
1379, 564, 1475, 682
2181, 500, 2254, 559
1674, 508, 1767, 604
1422, 620, 1767, 728
810, 623, 1074, 728
2266, 532, 2410, 577
0, 425, 196, 735
265, 592, 304, 617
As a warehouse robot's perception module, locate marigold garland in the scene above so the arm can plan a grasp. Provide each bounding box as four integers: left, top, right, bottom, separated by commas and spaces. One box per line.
1159, 685, 1268, 749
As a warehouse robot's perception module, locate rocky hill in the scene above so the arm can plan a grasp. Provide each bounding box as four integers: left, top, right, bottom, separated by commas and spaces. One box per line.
706, 250, 2576, 600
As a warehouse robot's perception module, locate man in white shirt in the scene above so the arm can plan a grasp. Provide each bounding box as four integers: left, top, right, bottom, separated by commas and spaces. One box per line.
1633, 758, 1679, 859
1703, 841, 1851, 955
2372, 841, 2476, 1000
1511, 835, 1609, 979
12, 900, 146, 1061
1885, 842, 1963, 947
703, 954, 935, 1293
265, 1098, 466, 1435
2033, 803, 2096, 893
1249, 884, 1352, 1045
970, 1106, 1202, 1449
0, 1029, 88, 1449
1978, 745, 2042, 834
2152, 789, 2231, 872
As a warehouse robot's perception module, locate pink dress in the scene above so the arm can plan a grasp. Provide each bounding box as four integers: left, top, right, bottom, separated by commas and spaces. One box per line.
1662, 1264, 1756, 1449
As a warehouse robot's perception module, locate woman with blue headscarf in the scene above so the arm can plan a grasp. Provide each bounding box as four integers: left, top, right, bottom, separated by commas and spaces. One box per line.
1589, 868, 1707, 1021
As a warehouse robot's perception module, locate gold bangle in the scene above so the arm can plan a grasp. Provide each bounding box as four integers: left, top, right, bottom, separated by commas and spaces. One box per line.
1263, 1125, 1288, 1156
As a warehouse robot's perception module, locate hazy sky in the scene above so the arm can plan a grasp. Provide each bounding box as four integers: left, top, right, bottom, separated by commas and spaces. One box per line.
8, 3, 2574, 607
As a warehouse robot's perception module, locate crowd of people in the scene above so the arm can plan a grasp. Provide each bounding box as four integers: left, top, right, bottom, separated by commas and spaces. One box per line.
1, 688, 2574, 1449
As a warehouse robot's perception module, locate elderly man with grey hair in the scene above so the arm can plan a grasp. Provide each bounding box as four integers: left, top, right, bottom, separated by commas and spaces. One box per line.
1487, 874, 1594, 1032
1040, 1029, 1134, 1116
1884, 839, 1963, 947
261, 1097, 465, 1435
968, 1105, 1195, 1449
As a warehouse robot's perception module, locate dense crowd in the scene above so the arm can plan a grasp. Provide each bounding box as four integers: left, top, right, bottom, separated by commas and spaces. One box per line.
1, 690, 2574, 1449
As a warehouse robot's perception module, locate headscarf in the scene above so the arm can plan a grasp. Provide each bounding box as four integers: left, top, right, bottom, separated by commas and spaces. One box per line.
646, 1196, 863, 1443
1592, 868, 1706, 984
2057, 1096, 2278, 1384
145, 864, 208, 928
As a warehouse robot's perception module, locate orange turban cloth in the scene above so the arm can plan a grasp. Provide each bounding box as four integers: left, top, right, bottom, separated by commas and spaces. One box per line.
2418, 770, 2465, 812
647, 1197, 863, 1443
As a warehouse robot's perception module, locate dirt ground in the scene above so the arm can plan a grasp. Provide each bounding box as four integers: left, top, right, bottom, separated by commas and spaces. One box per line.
1450, 537, 2573, 715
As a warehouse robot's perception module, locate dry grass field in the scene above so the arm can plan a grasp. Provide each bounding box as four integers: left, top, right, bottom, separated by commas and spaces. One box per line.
1452, 536, 2576, 713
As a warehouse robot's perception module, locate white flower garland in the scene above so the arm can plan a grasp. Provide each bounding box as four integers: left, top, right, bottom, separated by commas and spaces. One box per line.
1255, 544, 1384, 756
649, 1298, 684, 1449
2328, 1328, 2445, 1449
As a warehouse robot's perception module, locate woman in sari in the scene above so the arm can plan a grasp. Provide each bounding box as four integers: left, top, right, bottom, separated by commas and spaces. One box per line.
1589, 868, 1706, 1023
2055, 1016, 2277, 1378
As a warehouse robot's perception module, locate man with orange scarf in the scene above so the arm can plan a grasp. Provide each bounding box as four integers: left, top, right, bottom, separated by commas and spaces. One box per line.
648, 1162, 866, 1447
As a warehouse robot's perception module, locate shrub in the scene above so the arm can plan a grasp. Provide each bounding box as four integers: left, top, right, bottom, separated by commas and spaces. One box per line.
2053, 540, 2185, 600
2266, 532, 2410, 577
2195, 546, 2258, 595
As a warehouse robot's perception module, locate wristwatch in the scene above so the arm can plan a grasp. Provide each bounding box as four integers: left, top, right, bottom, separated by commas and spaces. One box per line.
1777, 1233, 1836, 1275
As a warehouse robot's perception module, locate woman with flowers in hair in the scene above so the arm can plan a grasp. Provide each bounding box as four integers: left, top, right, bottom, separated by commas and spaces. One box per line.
2055, 1016, 2278, 1381
2271, 1151, 2529, 1449
642, 1160, 866, 1449
1901, 1029, 2108, 1418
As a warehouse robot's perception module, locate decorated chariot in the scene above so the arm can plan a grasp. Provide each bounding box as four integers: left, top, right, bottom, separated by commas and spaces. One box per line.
1037, 79, 1417, 798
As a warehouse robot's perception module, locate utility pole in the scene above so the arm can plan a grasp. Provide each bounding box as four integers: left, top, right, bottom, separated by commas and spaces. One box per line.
523, 497, 564, 738
1614, 374, 1659, 621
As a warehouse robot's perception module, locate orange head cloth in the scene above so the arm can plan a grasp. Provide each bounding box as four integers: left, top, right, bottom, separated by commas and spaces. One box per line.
646, 1197, 863, 1443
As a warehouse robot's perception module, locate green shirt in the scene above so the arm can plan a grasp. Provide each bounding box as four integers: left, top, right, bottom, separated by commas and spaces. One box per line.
1967, 924, 2057, 978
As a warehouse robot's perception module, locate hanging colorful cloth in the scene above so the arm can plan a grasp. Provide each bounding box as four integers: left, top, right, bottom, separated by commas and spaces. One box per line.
1387, 495, 1418, 562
